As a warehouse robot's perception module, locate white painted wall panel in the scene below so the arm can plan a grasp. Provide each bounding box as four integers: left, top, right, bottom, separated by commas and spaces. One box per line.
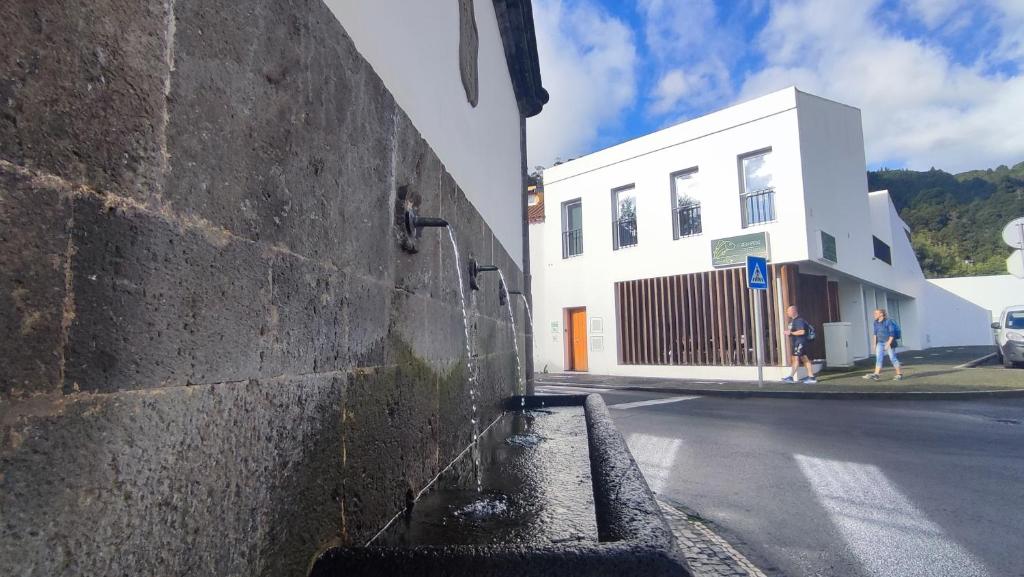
920, 283, 993, 347
929, 275, 1024, 321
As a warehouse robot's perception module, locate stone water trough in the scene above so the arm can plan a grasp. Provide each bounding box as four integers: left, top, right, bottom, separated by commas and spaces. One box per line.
310, 394, 693, 577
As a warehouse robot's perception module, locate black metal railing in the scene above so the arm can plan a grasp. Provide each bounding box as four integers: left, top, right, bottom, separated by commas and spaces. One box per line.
672, 204, 701, 238
613, 217, 637, 249
563, 228, 583, 258
741, 187, 775, 226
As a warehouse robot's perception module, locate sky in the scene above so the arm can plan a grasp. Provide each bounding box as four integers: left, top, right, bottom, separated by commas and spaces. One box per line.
525, 0, 1024, 174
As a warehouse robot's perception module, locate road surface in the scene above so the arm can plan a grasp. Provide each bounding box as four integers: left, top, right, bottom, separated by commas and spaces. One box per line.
536, 382, 1024, 577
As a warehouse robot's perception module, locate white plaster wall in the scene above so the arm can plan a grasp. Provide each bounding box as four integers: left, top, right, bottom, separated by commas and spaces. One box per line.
796, 88, 923, 298
883, 198, 924, 297
920, 283, 994, 347
528, 220, 546, 368
325, 0, 525, 266
534, 88, 809, 376
929, 275, 1024, 321
837, 278, 872, 359
793, 93, 932, 355
892, 292, 919, 350
796, 92, 880, 283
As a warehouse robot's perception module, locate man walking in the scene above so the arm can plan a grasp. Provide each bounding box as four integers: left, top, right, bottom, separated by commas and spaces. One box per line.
864, 308, 903, 381
782, 305, 817, 384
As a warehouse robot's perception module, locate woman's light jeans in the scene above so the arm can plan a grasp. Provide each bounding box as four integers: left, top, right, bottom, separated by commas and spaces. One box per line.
875, 342, 900, 369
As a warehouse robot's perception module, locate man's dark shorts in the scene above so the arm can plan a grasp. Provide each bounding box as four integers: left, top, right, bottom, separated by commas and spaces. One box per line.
792, 342, 806, 358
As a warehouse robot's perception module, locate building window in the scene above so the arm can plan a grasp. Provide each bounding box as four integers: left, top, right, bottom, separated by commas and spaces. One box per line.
671, 169, 702, 239
740, 150, 776, 227
821, 231, 837, 262
612, 185, 637, 250
873, 235, 892, 265
562, 199, 583, 258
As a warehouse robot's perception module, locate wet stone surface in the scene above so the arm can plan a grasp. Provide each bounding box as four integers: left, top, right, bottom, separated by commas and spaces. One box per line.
659, 501, 768, 577
376, 407, 597, 546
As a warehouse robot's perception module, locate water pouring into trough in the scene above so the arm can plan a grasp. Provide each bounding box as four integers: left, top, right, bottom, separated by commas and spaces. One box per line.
468, 259, 524, 398
507, 289, 534, 333
402, 205, 485, 494
320, 202, 692, 576
393, 210, 585, 540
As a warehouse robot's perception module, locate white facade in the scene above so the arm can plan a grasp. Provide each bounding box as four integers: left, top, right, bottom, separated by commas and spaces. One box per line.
530, 87, 991, 380
327, 0, 525, 266
929, 275, 1024, 321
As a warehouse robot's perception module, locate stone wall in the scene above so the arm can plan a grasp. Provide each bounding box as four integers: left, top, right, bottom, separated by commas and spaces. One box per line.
0, 1, 525, 575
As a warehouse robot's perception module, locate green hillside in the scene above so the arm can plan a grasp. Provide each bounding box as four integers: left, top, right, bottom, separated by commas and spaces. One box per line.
867, 161, 1024, 278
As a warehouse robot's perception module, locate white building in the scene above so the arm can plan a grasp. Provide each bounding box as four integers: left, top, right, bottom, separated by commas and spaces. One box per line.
530, 87, 991, 380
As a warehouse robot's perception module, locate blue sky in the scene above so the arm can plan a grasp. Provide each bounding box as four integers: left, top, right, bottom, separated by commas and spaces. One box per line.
526, 0, 1024, 173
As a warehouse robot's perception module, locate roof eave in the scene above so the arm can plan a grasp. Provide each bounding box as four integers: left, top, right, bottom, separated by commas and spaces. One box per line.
492, 0, 549, 118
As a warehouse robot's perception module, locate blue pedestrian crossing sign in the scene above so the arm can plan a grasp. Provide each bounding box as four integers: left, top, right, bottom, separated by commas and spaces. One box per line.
747, 255, 768, 290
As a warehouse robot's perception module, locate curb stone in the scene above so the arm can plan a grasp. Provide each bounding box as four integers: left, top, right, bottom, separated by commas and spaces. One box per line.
658, 500, 768, 577
535, 380, 1024, 401
956, 352, 997, 369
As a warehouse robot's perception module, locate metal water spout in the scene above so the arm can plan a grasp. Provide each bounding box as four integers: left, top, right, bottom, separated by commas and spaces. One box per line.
402, 206, 449, 253
468, 258, 498, 291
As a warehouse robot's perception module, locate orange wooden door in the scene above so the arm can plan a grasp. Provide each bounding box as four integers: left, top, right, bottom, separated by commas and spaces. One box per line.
570, 308, 589, 372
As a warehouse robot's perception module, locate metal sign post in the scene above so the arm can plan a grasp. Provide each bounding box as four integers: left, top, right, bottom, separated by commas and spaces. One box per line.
747, 255, 769, 388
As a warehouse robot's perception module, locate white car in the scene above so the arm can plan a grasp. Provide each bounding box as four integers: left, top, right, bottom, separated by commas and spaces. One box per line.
992, 305, 1024, 368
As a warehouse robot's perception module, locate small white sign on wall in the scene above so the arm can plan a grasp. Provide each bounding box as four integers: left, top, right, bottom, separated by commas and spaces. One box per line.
551, 321, 560, 342
591, 336, 604, 352
590, 317, 603, 334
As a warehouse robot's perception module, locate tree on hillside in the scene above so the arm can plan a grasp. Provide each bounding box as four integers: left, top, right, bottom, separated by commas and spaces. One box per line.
867, 161, 1024, 278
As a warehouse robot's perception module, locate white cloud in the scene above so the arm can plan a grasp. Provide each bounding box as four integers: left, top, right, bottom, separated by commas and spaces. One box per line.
903, 0, 961, 29
638, 0, 735, 116
639, 0, 716, 55
526, 0, 638, 168
739, 0, 1024, 172
989, 0, 1024, 62
650, 69, 697, 115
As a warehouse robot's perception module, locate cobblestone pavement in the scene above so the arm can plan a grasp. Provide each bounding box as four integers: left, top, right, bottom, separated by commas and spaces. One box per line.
659, 500, 768, 577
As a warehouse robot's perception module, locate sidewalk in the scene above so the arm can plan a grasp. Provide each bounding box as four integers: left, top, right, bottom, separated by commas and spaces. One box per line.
659, 499, 768, 577
534, 346, 1024, 398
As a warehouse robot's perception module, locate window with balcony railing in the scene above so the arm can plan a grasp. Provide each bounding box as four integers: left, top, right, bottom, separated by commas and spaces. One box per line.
562, 199, 583, 258
671, 169, 702, 239
673, 203, 702, 238
740, 150, 776, 227
563, 228, 583, 258
612, 185, 637, 250
613, 217, 637, 248
741, 187, 776, 226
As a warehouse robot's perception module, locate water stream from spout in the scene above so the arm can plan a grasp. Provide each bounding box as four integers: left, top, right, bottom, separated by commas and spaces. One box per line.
496, 269, 524, 398
517, 294, 534, 332
445, 227, 482, 493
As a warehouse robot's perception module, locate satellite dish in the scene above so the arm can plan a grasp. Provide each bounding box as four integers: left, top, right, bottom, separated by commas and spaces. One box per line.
1002, 217, 1024, 249
1009, 250, 1024, 279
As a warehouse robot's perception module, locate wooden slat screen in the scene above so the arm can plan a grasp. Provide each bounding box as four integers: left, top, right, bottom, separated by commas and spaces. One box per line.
617, 268, 782, 366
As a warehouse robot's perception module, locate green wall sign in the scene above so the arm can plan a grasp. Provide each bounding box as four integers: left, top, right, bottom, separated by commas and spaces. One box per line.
711, 232, 770, 268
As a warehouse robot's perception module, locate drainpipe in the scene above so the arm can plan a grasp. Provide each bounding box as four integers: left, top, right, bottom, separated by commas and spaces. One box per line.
520, 115, 535, 395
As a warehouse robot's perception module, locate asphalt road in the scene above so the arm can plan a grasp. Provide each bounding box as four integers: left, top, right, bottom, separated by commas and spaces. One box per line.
535, 383, 1024, 577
